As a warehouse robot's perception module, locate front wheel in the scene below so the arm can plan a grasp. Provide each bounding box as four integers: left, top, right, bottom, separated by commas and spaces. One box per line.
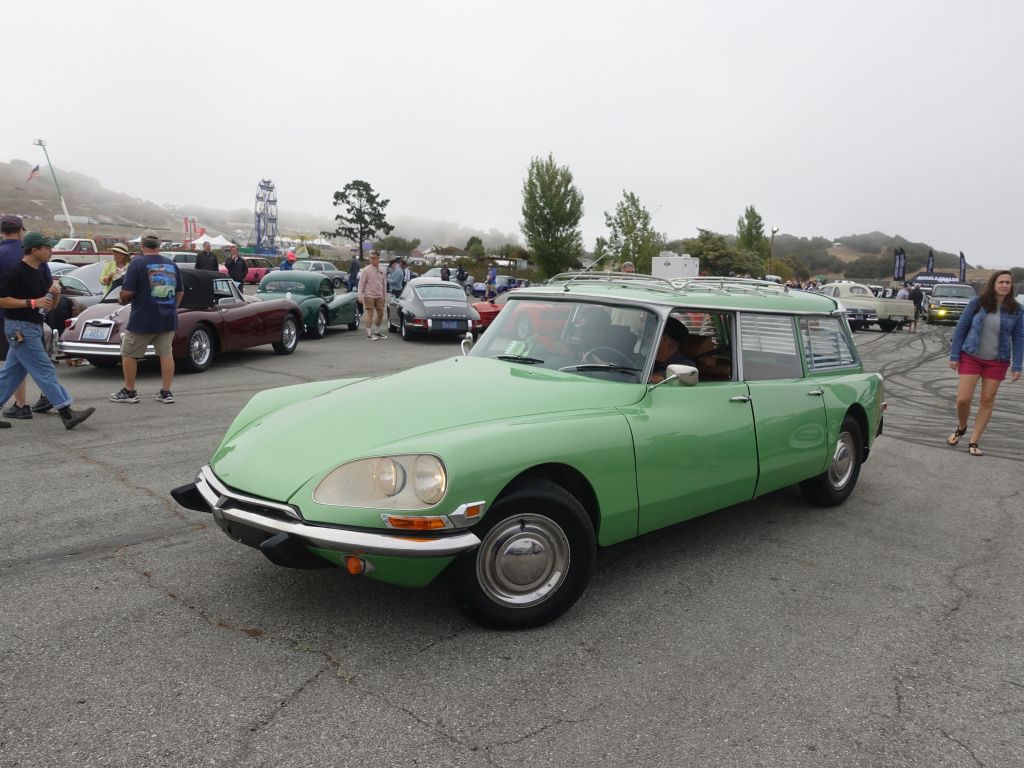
272, 315, 299, 355
878, 320, 897, 332
449, 479, 595, 629
347, 309, 360, 332
800, 416, 863, 507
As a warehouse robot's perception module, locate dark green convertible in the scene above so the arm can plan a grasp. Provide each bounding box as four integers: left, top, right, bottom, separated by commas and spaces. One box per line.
256, 271, 360, 338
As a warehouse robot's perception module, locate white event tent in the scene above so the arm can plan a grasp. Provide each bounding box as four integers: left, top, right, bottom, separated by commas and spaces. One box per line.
191, 233, 235, 249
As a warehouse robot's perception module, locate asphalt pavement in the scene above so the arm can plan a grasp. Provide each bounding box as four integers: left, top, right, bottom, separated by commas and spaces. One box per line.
1, 322, 1022, 768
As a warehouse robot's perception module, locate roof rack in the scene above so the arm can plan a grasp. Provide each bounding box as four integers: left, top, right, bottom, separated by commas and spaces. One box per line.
545, 271, 683, 296
669, 277, 792, 297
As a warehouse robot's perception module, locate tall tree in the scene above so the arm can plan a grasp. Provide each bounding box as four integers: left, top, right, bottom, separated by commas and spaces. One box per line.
736, 204, 768, 260
323, 180, 394, 254
604, 191, 662, 273
520, 153, 584, 278
465, 235, 483, 251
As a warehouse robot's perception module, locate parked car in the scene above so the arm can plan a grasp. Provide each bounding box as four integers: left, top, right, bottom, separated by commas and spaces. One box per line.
165, 252, 199, 267
65, 259, 113, 295
292, 260, 348, 289
60, 270, 302, 372
423, 266, 474, 293
243, 256, 275, 285
386, 277, 481, 340
255, 271, 360, 338
171, 275, 884, 629
49, 262, 79, 278
57, 273, 106, 311
471, 290, 513, 332
926, 283, 977, 325
819, 281, 914, 331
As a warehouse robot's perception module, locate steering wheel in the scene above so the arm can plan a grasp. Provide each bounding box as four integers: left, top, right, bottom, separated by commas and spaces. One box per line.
582, 346, 635, 367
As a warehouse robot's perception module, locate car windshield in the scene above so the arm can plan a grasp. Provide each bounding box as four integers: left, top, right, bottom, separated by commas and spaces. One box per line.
54, 239, 78, 250
292, 261, 315, 270
66, 260, 111, 294
260, 280, 306, 293
415, 284, 467, 301
932, 286, 975, 299
470, 297, 658, 382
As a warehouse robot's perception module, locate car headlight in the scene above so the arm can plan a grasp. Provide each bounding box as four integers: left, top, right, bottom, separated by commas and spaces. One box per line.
313, 454, 447, 509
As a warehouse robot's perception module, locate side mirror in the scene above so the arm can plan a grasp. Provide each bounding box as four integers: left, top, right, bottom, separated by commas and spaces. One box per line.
651, 364, 699, 389
460, 331, 474, 356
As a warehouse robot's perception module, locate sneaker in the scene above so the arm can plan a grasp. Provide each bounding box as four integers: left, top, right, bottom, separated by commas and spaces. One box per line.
2, 404, 31, 419
157, 389, 174, 404
374, 331, 387, 339
109, 387, 140, 404
31, 395, 53, 413
367, 332, 378, 340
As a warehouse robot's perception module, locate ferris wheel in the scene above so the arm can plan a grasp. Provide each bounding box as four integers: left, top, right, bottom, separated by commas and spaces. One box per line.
253, 178, 278, 252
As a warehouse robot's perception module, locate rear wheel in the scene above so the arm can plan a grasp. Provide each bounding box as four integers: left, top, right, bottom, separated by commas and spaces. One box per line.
273, 315, 299, 355
180, 325, 215, 373
400, 316, 413, 341
309, 308, 328, 339
800, 416, 863, 507
347, 309, 360, 331
449, 479, 595, 629
878, 320, 897, 332
332, 277, 343, 289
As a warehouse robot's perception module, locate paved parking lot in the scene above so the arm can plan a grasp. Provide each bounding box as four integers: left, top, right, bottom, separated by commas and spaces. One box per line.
1, 323, 1022, 767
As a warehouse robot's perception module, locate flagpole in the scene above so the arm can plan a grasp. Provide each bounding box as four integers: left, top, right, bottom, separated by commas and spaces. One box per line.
33, 139, 75, 237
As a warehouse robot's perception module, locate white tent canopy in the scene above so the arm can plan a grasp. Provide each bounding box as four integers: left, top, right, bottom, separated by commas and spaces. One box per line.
191, 233, 234, 249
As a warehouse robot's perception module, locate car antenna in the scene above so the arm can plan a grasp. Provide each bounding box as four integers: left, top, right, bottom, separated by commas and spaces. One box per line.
562, 251, 610, 292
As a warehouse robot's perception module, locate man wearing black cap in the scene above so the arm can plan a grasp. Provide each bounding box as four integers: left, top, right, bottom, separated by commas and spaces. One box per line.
0, 232, 95, 429
649, 316, 696, 384
0, 215, 61, 418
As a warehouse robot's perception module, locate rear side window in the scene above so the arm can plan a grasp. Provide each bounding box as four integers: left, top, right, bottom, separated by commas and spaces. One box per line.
739, 314, 803, 380
800, 317, 857, 370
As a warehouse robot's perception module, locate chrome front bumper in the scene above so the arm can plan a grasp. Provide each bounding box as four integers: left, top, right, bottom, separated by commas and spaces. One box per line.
185, 465, 481, 558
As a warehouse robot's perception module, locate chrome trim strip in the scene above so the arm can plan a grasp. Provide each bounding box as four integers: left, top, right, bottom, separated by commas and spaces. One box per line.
58, 341, 156, 357
199, 465, 303, 521
197, 465, 480, 558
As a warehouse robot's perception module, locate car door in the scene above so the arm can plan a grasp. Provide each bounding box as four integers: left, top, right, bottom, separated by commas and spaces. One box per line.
214, 278, 266, 349
627, 311, 758, 535
738, 312, 829, 496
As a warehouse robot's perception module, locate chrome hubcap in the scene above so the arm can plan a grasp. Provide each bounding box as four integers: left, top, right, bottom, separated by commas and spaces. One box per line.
190, 330, 211, 364
827, 431, 855, 490
317, 312, 326, 334
282, 319, 297, 348
477, 514, 570, 607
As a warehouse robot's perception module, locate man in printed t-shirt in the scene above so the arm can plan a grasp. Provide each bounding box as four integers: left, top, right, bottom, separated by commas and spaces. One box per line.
109, 231, 183, 404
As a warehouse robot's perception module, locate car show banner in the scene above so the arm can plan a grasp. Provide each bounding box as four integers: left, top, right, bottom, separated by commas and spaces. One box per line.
926, 250, 935, 273
959, 251, 967, 283
892, 247, 907, 281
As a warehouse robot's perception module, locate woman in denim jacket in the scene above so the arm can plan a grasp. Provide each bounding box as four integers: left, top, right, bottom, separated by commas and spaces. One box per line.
947, 271, 1023, 456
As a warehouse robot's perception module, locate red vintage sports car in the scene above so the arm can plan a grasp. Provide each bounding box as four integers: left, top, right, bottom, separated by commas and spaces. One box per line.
59, 269, 302, 372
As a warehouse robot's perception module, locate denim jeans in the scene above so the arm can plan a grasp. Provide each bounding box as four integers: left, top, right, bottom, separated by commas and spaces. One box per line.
0, 319, 73, 409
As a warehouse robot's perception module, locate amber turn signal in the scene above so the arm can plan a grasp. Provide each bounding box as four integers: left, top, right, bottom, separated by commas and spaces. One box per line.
345, 556, 367, 575
386, 515, 449, 530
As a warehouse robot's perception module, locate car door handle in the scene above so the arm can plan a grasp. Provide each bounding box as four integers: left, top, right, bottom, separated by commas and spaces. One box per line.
729, 395, 751, 402
808, 389, 825, 396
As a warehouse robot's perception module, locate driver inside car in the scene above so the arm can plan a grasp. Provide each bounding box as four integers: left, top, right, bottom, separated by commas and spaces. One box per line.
648, 317, 696, 383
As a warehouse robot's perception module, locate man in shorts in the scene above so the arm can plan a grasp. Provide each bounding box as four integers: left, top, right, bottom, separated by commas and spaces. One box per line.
110, 231, 183, 404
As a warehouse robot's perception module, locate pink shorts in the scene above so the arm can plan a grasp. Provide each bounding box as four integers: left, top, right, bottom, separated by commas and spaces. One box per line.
958, 352, 1010, 381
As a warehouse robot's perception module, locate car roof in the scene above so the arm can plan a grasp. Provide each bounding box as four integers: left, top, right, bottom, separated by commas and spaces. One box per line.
408, 277, 466, 288
261, 271, 324, 287
515, 273, 842, 314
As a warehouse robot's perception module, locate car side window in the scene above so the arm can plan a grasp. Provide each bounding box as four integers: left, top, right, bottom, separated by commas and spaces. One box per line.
739, 314, 804, 380
320, 280, 333, 298
849, 286, 869, 296
800, 317, 857, 370
213, 278, 238, 303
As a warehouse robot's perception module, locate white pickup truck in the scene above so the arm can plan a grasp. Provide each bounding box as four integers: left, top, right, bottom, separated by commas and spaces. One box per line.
819, 281, 916, 332
51, 238, 112, 266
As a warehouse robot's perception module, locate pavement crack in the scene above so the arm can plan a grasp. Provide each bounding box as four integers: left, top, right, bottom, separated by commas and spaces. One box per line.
938, 729, 985, 767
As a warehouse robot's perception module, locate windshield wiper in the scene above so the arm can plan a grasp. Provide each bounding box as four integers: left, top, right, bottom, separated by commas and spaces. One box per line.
495, 354, 545, 364
558, 363, 640, 373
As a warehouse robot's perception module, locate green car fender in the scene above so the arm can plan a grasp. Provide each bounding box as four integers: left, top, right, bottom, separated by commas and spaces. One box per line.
288, 407, 640, 547
812, 371, 883, 467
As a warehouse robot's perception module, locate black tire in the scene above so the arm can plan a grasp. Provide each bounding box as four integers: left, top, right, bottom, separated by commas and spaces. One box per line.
84, 357, 118, 368
449, 478, 596, 629
800, 415, 863, 507
309, 308, 328, 339
878, 320, 896, 333
332, 277, 343, 289
180, 325, 215, 373
273, 315, 299, 355
848, 321, 862, 332
400, 316, 413, 341
387, 311, 398, 333
347, 309, 360, 332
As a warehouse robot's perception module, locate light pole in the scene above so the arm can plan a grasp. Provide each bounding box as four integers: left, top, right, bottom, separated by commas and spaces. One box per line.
33, 138, 75, 237
768, 226, 779, 276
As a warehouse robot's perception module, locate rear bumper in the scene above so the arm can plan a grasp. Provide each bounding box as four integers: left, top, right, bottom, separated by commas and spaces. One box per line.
59, 341, 152, 358
172, 465, 481, 558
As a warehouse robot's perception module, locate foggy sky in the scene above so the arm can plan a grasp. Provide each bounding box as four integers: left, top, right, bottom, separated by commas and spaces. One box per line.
4, 0, 1022, 267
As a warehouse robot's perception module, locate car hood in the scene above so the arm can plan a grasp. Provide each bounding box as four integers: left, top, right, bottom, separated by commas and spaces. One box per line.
210, 356, 646, 498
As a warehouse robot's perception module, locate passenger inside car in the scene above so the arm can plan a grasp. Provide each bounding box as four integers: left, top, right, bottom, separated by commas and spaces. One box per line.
649, 317, 696, 383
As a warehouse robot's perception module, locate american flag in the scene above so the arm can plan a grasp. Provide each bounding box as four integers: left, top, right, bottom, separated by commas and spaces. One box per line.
25, 164, 40, 182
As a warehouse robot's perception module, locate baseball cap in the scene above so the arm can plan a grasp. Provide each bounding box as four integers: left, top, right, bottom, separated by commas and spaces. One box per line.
22, 232, 59, 251
1, 215, 25, 233
141, 230, 160, 242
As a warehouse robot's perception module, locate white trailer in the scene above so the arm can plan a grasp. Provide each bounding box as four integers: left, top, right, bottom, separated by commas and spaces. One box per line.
651, 252, 699, 280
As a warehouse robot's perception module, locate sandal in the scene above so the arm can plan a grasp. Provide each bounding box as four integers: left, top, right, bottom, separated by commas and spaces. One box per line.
969, 443, 983, 457
947, 427, 967, 446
